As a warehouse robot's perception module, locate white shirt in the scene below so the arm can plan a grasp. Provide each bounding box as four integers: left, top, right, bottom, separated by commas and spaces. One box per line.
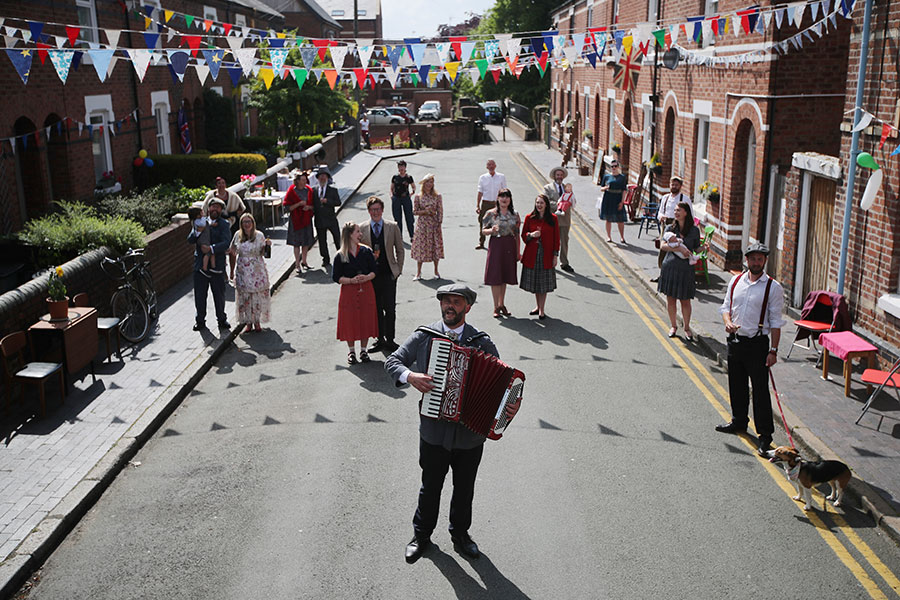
360, 118, 369, 132
477, 172, 507, 203
397, 323, 466, 384
657, 192, 692, 221
719, 272, 786, 337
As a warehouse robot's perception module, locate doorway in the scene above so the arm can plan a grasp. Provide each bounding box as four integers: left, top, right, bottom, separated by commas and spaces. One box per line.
802, 175, 836, 298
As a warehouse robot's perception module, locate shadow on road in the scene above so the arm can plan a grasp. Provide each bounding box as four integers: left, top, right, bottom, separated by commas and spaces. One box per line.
426, 545, 533, 600
496, 316, 608, 351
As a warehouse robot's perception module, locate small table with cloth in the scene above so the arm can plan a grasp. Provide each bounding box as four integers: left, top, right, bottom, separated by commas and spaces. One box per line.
819, 331, 877, 397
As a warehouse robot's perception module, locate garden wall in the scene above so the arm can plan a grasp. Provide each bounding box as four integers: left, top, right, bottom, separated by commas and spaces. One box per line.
369, 120, 476, 150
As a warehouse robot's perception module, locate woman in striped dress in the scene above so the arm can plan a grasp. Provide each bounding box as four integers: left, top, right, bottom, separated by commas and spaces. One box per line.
520, 194, 560, 319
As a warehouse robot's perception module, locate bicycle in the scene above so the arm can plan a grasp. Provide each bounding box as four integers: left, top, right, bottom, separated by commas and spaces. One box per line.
101, 248, 158, 344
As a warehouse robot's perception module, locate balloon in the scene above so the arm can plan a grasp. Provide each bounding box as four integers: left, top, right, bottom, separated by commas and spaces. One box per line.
138, 149, 148, 159
856, 152, 880, 170
860, 168, 883, 211
144, 158, 154, 167
133, 157, 144, 166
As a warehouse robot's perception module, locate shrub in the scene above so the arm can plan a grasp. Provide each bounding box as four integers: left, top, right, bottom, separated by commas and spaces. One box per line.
204, 88, 236, 152
18, 201, 145, 268
98, 181, 208, 233
145, 153, 267, 188
239, 135, 277, 152
297, 134, 323, 149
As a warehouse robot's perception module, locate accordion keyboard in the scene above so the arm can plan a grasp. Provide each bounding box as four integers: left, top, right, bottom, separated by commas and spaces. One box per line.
421, 339, 453, 418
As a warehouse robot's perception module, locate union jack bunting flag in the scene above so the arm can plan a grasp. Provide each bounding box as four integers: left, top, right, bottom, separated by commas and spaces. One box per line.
178, 107, 192, 154
612, 48, 642, 92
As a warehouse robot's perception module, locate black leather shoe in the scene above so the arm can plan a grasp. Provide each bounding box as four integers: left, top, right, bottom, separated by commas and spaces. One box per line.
757, 436, 773, 457
405, 536, 430, 564
192, 322, 206, 331
218, 320, 231, 330
714, 421, 747, 435
384, 340, 400, 352
451, 534, 480, 559
368, 340, 385, 353
561, 264, 574, 273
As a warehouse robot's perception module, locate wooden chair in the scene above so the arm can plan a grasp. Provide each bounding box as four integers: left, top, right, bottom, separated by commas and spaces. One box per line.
857, 356, 900, 424
1, 331, 65, 417
785, 292, 837, 362
73, 292, 121, 363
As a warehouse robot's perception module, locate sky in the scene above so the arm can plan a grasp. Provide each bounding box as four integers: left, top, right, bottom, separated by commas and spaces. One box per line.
381, 0, 496, 40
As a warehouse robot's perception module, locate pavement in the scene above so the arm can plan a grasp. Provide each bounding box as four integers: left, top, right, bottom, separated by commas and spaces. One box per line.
513, 135, 900, 540
0, 147, 418, 598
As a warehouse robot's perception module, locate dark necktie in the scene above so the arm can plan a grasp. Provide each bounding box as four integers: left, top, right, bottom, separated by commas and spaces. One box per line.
557, 183, 563, 197
373, 222, 381, 238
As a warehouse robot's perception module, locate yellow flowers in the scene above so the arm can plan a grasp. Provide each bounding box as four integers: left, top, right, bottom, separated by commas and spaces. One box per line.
55, 266, 64, 277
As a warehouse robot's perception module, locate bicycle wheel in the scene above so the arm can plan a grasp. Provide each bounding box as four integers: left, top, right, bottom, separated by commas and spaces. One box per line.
111, 288, 150, 343
136, 269, 158, 319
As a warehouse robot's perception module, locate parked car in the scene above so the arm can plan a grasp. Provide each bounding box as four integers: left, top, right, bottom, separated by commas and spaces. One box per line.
417, 101, 442, 121
366, 108, 404, 125
480, 102, 503, 124
384, 106, 414, 123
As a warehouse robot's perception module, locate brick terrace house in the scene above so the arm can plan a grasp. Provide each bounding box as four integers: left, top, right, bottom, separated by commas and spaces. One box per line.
0, 0, 280, 235
312, 0, 381, 39
781, 0, 900, 352
259, 0, 342, 39
548, 0, 851, 274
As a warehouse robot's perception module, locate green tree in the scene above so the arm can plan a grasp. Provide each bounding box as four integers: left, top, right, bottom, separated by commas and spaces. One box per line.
203, 88, 235, 152
467, 0, 557, 108
248, 45, 352, 141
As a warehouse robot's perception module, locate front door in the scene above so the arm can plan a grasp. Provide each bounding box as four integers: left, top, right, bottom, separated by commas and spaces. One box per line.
802, 176, 836, 298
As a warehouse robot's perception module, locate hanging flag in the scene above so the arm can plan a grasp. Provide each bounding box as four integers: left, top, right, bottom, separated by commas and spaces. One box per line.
143, 31, 159, 49
536, 51, 550, 76
269, 47, 289, 73
184, 15, 195, 28
64, 25, 81, 47
358, 44, 375, 67
612, 48, 642, 92
194, 64, 209, 85
164, 9, 173, 22
330, 45, 348, 72
505, 53, 518, 71
483, 39, 499, 59
323, 69, 338, 89
445, 61, 460, 82
386, 45, 404, 70
410, 43, 427, 67
474, 58, 488, 79
299, 46, 317, 70
490, 68, 501, 84
178, 107, 192, 154
880, 123, 891, 149
312, 39, 331, 61
652, 29, 666, 48
418, 64, 431, 82
353, 67, 368, 88
234, 47, 257, 76
48, 49, 73, 83
166, 50, 190, 79
258, 67, 274, 89
128, 48, 152, 81
293, 67, 308, 89
27, 21, 43, 43
184, 35, 201, 57
201, 48, 224, 80
222, 23, 232, 36
226, 65, 242, 86
87, 49, 115, 81
851, 111, 874, 132
36, 42, 50, 65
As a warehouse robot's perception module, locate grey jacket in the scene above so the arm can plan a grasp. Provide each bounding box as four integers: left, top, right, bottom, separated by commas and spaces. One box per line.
384, 320, 499, 450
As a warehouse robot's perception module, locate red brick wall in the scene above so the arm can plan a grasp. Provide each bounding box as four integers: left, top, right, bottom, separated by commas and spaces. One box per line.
549, 0, 850, 269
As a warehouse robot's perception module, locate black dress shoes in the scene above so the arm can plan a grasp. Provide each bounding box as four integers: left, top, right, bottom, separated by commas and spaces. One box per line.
384, 340, 400, 352
714, 421, 747, 435
218, 320, 231, 330
757, 436, 773, 457
368, 340, 385, 353
451, 533, 480, 559
405, 536, 431, 564
561, 264, 574, 273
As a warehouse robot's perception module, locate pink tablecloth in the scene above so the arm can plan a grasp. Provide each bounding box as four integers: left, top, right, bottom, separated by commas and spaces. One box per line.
819, 331, 876, 359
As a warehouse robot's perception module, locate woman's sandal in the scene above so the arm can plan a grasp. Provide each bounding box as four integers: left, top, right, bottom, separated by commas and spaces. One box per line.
668, 327, 677, 338
360, 349, 371, 363
493, 310, 502, 318
347, 351, 358, 365
684, 329, 694, 341
499, 305, 511, 316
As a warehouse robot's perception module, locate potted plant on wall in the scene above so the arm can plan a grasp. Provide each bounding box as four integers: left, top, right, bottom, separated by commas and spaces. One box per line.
699, 181, 720, 203
645, 152, 663, 176
46, 266, 68, 321
612, 143, 621, 157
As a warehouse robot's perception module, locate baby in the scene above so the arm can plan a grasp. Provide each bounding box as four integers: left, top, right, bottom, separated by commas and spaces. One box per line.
556, 183, 575, 215
189, 207, 216, 277
662, 231, 698, 265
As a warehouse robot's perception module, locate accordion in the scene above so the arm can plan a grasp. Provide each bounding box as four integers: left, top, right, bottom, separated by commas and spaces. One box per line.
421, 337, 525, 440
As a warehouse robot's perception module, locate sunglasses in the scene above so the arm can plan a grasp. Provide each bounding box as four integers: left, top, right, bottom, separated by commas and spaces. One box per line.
611, 163, 620, 168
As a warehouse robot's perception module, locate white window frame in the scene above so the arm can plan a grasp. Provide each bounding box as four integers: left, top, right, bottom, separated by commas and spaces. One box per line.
75, 0, 98, 44
85, 94, 113, 184
648, 0, 658, 24
607, 96, 616, 151
694, 116, 711, 216
241, 85, 252, 136
203, 6, 218, 22
234, 14, 247, 28
587, 0, 594, 27
210, 86, 224, 96
144, 0, 162, 34
642, 105, 652, 162
357, 9, 367, 16
151, 90, 171, 155
703, 0, 718, 47
332, 9, 345, 16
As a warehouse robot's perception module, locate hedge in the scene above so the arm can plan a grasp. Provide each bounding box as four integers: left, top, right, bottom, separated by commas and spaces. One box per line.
298, 134, 323, 148
99, 181, 207, 233
18, 201, 146, 268
145, 153, 267, 188
239, 135, 277, 151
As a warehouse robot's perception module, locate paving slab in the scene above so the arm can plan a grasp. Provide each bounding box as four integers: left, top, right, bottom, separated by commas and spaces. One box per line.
0, 147, 418, 597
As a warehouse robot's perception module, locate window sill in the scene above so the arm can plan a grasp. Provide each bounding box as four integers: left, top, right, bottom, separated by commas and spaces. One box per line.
94, 182, 121, 196
877, 293, 900, 320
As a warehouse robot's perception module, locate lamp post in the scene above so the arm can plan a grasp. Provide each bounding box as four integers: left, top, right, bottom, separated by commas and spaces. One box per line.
353, 0, 361, 149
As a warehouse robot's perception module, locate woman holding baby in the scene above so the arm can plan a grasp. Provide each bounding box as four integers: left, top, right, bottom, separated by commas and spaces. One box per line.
657, 202, 700, 340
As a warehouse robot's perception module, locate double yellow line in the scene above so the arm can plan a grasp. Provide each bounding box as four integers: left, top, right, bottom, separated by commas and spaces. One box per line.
508, 151, 900, 599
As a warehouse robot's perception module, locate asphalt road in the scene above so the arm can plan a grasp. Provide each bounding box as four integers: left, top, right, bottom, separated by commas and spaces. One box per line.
17, 142, 900, 599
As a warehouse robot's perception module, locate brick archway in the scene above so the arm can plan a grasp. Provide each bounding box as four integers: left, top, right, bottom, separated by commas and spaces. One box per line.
14, 116, 48, 220
44, 114, 71, 203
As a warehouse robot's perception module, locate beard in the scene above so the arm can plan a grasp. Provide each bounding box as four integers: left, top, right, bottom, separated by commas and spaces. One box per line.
748, 263, 764, 275
442, 307, 463, 328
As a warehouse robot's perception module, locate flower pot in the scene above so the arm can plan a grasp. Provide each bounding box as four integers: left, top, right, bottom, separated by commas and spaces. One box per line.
47, 297, 69, 321
579, 165, 590, 176
651, 166, 663, 176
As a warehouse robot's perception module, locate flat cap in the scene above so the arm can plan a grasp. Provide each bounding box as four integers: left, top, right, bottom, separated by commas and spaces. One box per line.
208, 197, 226, 208
744, 242, 770, 256
435, 283, 477, 305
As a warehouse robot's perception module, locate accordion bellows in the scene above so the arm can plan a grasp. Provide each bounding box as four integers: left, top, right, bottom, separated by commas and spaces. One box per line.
421, 338, 525, 440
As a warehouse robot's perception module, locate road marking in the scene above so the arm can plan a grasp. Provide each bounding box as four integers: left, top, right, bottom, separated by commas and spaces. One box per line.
508, 152, 898, 597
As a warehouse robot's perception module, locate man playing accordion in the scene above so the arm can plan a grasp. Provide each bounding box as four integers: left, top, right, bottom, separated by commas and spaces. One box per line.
385, 283, 499, 564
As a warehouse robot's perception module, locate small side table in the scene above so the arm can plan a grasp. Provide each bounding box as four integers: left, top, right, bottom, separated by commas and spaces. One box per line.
29, 307, 98, 389
819, 331, 877, 397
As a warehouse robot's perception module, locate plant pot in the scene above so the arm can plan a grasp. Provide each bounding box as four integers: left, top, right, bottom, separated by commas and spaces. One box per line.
651, 166, 663, 176
579, 165, 590, 176
47, 297, 69, 321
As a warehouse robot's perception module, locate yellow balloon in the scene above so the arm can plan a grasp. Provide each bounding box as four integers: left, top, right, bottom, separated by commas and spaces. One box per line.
138, 149, 148, 158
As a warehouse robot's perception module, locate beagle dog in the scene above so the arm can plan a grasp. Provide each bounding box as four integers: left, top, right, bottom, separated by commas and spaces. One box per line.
765, 446, 851, 511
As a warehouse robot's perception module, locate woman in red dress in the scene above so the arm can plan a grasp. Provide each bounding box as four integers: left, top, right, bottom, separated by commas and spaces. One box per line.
332, 222, 379, 365
283, 170, 315, 273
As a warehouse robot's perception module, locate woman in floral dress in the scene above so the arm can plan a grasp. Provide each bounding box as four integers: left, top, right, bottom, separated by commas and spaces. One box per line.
229, 213, 271, 331
410, 173, 444, 280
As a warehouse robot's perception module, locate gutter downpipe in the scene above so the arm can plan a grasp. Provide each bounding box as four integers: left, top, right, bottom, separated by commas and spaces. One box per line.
837, 0, 874, 294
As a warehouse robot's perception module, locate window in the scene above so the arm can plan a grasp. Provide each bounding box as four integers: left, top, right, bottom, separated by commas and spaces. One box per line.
357, 9, 367, 16
235, 14, 247, 28
587, 1, 593, 27
151, 91, 171, 154
642, 105, 652, 162
648, 0, 658, 23
331, 9, 345, 16
75, 0, 98, 44
203, 6, 218, 22
607, 97, 616, 150
584, 93, 590, 122
694, 116, 710, 212
612, 0, 620, 24
241, 86, 252, 136
703, 0, 718, 47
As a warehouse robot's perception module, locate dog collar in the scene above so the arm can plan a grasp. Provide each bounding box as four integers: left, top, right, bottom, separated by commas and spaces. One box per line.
788, 461, 801, 481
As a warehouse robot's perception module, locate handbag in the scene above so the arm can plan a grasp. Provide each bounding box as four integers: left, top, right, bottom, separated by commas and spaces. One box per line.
654, 238, 661, 249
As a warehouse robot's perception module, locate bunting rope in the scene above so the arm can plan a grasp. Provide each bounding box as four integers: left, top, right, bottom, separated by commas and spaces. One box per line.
614, 114, 649, 139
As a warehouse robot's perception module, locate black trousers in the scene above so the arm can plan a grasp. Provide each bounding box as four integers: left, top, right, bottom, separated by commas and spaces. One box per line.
316, 222, 341, 262
727, 335, 774, 437
193, 270, 227, 325
413, 438, 484, 539
372, 272, 397, 343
